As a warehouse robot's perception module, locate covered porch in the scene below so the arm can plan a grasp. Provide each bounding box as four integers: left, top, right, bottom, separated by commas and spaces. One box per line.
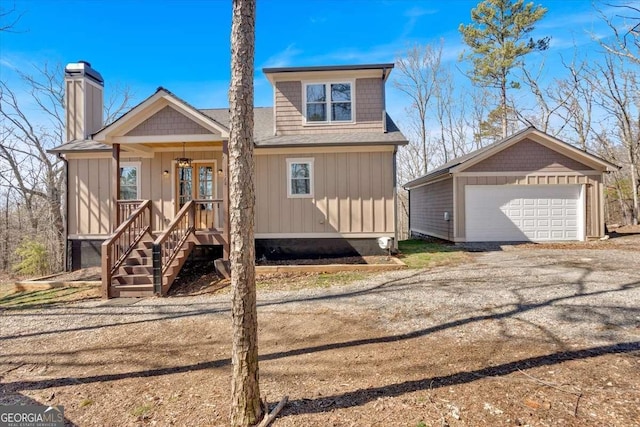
90, 89, 233, 298
101, 140, 230, 298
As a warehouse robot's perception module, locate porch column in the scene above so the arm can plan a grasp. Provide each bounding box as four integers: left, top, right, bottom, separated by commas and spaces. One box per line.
111, 143, 120, 231
223, 140, 230, 260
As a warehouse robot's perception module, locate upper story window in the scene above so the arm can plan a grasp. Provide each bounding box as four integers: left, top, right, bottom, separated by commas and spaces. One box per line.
305, 82, 352, 123
287, 158, 314, 198
119, 162, 140, 200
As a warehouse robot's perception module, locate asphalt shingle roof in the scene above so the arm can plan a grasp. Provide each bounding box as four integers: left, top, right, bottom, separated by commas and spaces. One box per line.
403, 126, 619, 189
51, 106, 407, 153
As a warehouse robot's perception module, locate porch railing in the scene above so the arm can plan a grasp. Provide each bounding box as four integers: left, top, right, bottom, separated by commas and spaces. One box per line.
117, 199, 145, 225
101, 200, 152, 298
152, 200, 196, 294
193, 198, 224, 231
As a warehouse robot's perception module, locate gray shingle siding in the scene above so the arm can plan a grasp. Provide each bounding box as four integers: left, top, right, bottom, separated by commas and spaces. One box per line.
409, 177, 454, 240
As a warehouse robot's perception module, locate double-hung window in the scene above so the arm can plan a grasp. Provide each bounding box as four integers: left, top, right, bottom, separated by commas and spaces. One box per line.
119, 162, 140, 200
287, 158, 314, 198
305, 82, 352, 123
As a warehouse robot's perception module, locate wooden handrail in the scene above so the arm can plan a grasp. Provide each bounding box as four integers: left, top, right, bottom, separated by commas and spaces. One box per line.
117, 199, 145, 225
101, 200, 152, 298
152, 200, 196, 294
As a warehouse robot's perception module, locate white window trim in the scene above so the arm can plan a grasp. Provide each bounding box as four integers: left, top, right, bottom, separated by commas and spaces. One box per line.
303, 80, 355, 125
120, 161, 141, 200
286, 158, 314, 198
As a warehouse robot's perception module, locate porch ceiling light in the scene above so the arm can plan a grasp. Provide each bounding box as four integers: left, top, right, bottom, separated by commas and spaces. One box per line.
176, 142, 192, 168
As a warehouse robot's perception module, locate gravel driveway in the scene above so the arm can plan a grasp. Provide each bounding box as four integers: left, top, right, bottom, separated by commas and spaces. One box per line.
3, 246, 638, 347
1, 244, 639, 426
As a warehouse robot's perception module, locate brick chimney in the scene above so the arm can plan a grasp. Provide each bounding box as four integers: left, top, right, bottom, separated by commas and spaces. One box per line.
64, 61, 104, 142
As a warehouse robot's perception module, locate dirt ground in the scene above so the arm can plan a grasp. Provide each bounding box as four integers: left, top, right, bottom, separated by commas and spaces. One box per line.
1, 232, 639, 426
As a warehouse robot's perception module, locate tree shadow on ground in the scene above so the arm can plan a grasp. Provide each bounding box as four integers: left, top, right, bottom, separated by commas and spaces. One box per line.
2, 275, 638, 395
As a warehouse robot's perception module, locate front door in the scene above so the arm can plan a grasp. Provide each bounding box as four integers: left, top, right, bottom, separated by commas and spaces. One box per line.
177, 161, 218, 229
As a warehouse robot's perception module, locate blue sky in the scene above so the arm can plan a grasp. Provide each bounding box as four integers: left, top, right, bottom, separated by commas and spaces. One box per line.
0, 0, 626, 125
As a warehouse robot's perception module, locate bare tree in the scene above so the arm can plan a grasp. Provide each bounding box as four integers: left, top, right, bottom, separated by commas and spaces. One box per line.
228, 0, 262, 425
551, 58, 596, 150
0, 65, 67, 270
598, 2, 640, 65
0, 2, 24, 32
588, 54, 639, 224
517, 58, 573, 134
0, 64, 131, 272
394, 42, 444, 174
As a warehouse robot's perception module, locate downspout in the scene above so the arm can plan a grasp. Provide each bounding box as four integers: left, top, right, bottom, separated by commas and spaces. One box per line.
407, 182, 411, 240
381, 68, 388, 133
57, 152, 69, 271
382, 66, 399, 250
393, 146, 399, 252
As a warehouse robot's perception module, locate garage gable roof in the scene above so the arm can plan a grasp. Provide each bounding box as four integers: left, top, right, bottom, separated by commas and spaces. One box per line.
404, 127, 619, 189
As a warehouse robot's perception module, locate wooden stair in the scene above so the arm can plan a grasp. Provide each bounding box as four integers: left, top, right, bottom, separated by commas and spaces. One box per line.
110, 236, 154, 297
159, 238, 195, 293
108, 233, 194, 297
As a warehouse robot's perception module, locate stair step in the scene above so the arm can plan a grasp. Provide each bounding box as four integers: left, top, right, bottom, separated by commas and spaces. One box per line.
111, 284, 155, 298
124, 257, 151, 266
113, 274, 153, 285
121, 265, 153, 275
105, 229, 197, 298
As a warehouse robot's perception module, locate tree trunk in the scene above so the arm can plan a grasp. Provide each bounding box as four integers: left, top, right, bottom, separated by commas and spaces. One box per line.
629, 155, 639, 225
229, 0, 261, 426
500, 73, 508, 138
2, 189, 8, 270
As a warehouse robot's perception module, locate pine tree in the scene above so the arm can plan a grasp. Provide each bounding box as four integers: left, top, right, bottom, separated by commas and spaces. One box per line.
459, 0, 549, 137
229, 0, 261, 425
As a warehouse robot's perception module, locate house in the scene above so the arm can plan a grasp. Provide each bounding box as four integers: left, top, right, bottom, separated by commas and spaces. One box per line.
50, 61, 407, 297
404, 127, 618, 243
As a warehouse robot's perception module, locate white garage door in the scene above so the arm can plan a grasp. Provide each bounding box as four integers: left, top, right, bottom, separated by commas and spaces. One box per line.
465, 185, 584, 242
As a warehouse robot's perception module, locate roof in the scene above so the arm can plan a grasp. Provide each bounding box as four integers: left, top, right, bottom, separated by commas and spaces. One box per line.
254, 113, 406, 147
52, 139, 111, 153
92, 87, 229, 140
263, 63, 394, 74
404, 127, 619, 189
50, 106, 407, 153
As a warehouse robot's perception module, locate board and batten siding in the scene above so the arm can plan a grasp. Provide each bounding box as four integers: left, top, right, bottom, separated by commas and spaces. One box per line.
274, 78, 384, 135
454, 174, 603, 240
67, 150, 224, 236
254, 150, 395, 235
68, 157, 112, 236
65, 78, 103, 142
409, 177, 453, 240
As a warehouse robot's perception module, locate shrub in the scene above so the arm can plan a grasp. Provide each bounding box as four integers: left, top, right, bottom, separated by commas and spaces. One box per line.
13, 239, 50, 276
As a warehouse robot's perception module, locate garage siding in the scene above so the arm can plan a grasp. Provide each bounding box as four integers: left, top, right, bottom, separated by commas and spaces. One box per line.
409, 177, 453, 240
454, 174, 603, 240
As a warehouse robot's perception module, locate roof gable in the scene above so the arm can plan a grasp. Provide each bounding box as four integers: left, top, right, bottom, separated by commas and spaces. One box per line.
464, 138, 592, 172
405, 127, 619, 189
126, 105, 217, 137
93, 88, 229, 142
451, 128, 618, 174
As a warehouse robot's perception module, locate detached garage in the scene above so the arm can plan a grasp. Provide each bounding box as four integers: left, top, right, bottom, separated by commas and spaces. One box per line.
405, 127, 618, 243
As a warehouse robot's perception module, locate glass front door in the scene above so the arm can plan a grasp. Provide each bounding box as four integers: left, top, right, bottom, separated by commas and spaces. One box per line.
177, 162, 218, 229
